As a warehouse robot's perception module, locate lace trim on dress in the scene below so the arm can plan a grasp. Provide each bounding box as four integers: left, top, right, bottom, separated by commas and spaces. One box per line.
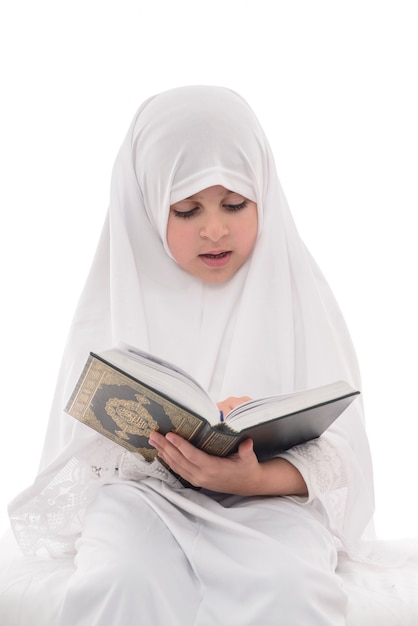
283, 436, 347, 493
10, 439, 121, 557
280, 435, 349, 546
118, 451, 183, 487
9, 442, 183, 557
10, 434, 359, 557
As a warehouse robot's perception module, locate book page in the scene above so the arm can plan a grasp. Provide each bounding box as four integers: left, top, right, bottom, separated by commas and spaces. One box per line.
225, 381, 358, 430
101, 346, 221, 424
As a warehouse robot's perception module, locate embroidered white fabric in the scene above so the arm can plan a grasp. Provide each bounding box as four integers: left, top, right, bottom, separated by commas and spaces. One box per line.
10, 439, 120, 557
280, 435, 351, 546
118, 452, 181, 486
10, 434, 348, 557
284, 436, 346, 495
10, 438, 188, 556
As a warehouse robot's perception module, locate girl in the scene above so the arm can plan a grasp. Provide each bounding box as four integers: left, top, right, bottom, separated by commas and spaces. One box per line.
9, 86, 375, 624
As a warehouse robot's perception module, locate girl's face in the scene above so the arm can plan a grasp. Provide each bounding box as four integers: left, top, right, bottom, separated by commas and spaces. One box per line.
167, 185, 258, 283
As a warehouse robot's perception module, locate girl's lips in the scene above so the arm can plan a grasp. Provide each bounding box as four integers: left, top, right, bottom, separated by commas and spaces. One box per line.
199, 251, 232, 268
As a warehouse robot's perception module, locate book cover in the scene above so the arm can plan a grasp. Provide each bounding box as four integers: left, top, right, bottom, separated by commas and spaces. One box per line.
65, 351, 360, 464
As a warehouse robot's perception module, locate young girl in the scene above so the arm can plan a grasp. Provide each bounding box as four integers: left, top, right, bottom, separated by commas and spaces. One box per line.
9, 86, 375, 624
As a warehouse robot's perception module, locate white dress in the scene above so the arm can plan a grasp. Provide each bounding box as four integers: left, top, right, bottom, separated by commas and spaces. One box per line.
57, 479, 346, 626
6, 86, 378, 624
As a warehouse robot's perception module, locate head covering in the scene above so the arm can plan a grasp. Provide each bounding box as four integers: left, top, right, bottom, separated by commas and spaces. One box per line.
9, 86, 374, 555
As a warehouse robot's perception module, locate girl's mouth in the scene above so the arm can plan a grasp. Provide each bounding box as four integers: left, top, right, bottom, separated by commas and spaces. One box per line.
199, 251, 232, 267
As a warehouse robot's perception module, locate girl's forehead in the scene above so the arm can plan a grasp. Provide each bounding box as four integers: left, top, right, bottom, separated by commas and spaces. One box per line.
183, 186, 240, 201
169, 174, 257, 207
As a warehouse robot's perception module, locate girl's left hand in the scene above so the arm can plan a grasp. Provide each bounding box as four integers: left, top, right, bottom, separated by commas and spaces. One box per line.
148, 430, 263, 495
216, 396, 251, 417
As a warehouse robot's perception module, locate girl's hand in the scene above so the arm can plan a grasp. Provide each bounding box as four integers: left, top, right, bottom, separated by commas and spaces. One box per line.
148, 430, 262, 495
148, 431, 308, 497
216, 396, 251, 417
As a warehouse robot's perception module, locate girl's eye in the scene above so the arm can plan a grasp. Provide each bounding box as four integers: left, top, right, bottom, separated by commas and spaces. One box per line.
172, 207, 199, 219
171, 199, 248, 218
223, 200, 248, 212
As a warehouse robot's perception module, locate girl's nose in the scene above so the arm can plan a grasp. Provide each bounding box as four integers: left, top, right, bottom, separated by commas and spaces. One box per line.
199, 215, 229, 242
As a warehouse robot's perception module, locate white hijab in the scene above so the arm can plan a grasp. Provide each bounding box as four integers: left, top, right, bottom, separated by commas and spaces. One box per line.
10, 86, 374, 554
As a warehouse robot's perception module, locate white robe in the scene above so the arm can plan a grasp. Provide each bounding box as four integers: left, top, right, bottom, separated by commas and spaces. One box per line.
7, 86, 376, 623
58, 477, 347, 625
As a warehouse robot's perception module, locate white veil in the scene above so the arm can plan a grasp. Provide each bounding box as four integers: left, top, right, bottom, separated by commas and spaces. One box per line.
9, 86, 374, 556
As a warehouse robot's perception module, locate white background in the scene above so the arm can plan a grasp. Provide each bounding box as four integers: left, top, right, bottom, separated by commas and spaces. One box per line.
1, 0, 417, 540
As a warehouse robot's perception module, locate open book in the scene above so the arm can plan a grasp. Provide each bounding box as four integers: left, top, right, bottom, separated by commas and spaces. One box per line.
65, 345, 360, 464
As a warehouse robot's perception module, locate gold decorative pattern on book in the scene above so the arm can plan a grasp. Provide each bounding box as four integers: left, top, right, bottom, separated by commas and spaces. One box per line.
105, 394, 158, 440
66, 355, 207, 461
197, 428, 238, 456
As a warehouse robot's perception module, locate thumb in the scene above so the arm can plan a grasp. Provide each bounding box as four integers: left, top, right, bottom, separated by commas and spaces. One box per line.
238, 438, 254, 458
